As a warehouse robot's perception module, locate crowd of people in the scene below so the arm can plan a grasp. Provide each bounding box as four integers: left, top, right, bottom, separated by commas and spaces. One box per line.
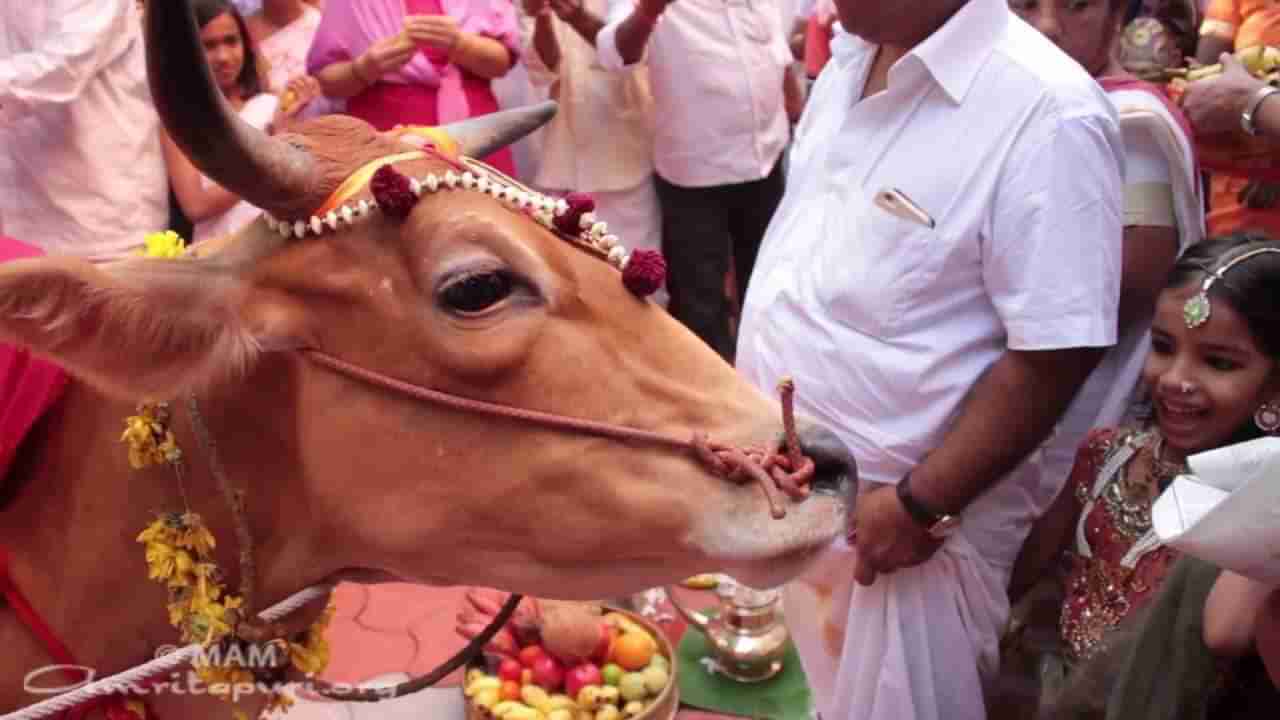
3, 0, 1280, 718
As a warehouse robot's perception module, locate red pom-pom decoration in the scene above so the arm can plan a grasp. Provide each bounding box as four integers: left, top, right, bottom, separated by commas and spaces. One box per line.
371, 164, 418, 220
622, 249, 666, 298
553, 192, 596, 235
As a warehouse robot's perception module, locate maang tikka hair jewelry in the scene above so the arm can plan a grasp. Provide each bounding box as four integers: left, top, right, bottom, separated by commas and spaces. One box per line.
1184, 246, 1280, 328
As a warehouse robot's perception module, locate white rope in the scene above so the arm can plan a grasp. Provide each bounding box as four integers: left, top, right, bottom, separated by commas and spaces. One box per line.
3, 584, 332, 720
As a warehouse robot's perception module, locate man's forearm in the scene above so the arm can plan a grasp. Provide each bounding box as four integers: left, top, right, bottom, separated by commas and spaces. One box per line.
564, 7, 607, 46
910, 347, 1105, 513
614, 10, 659, 65
532, 14, 561, 71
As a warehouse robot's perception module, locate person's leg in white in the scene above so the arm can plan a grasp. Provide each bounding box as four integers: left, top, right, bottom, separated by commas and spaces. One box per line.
591, 175, 667, 308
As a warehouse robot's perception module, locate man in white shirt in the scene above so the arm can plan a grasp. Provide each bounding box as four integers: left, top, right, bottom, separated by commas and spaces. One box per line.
521, 0, 665, 306
597, 0, 801, 360
735, 0, 1124, 717
0, 0, 168, 261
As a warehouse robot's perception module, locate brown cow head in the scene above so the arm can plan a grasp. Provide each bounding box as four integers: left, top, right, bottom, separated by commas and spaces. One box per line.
0, 0, 854, 600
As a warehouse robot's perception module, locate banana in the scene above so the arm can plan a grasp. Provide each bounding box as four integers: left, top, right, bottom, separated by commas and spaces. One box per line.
465, 676, 503, 698
680, 574, 719, 589
1240, 45, 1266, 74
547, 711, 575, 720
1186, 63, 1224, 81
546, 695, 580, 713
521, 685, 553, 713
473, 687, 503, 711
490, 701, 531, 719
597, 687, 621, 706
602, 613, 649, 638
595, 705, 622, 720
505, 707, 544, 720
1265, 46, 1280, 72
466, 669, 487, 687
620, 701, 646, 719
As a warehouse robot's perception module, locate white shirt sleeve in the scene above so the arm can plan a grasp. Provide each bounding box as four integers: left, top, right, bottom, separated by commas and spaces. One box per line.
0, 0, 138, 123
596, 0, 643, 71
986, 109, 1125, 351
1122, 119, 1174, 186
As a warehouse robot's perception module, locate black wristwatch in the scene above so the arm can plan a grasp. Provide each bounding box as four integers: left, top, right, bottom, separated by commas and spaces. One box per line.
896, 472, 961, 539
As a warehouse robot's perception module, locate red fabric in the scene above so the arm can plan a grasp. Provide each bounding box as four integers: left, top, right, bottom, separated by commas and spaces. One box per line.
346, 0, 517, 176
0, 236, 142, 719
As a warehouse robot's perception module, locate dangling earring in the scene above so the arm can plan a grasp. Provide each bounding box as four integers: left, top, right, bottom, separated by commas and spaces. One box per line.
1255, 401, 1280, 434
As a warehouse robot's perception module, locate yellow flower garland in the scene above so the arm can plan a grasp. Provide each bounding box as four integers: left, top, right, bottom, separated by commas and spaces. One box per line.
125, 232, 333, 718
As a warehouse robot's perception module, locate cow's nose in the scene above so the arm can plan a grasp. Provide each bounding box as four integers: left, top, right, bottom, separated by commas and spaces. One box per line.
793, 424, 858, 501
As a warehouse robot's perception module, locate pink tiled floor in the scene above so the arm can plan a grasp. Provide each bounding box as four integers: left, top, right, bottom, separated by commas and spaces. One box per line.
279, 583, 742, 720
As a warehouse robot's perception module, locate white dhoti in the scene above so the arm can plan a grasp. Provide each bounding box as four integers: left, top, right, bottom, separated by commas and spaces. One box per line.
786, 452, 1056, 720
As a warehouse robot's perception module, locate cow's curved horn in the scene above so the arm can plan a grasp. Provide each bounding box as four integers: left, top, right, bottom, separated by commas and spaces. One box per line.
440, 101, 558, 160
144, 0, 313, 219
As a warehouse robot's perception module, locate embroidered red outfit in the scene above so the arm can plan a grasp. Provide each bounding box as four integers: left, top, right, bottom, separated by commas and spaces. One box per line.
1059, 427, 1183, 663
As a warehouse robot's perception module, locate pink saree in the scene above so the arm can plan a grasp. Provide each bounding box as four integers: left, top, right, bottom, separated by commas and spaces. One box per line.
307, 0, 519, 175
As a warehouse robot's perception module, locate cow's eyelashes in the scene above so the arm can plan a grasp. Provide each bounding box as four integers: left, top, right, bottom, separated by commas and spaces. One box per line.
438, 270, 518, 316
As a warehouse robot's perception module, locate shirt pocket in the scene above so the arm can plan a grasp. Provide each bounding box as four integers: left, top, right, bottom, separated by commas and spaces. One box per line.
810, 189, 942, 339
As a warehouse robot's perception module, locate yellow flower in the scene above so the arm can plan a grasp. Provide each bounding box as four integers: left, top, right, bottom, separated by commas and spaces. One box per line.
264, 691, 295, 714
144, 542, 178, 582
123, 699, 148, 719
141, 230, 187, 259
136, 517, 179, 546
290, 600, 335, 676
175, 516, 216, 557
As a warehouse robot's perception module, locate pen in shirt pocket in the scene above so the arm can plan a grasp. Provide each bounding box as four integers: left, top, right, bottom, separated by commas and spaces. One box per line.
874, 188, 936, 229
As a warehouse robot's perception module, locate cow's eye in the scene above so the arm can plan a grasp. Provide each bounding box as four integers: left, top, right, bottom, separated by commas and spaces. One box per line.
439, 271, 514, 315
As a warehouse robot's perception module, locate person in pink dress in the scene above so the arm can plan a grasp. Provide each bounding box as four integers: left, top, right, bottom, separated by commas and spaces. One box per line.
306, 0, 521, 176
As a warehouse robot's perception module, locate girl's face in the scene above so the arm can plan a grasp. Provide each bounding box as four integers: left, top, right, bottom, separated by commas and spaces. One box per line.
1009, 0, 1121, 76
1143, 282, 1280, 461
200, 12, 245, 97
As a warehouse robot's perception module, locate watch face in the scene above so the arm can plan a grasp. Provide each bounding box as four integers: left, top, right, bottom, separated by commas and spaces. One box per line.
928, 515, 961, 539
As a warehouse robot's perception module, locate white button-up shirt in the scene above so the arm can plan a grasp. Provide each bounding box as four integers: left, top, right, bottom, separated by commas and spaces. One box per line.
736, 4, 1123, 717
521, 1, 656, 193
738, 0, 1123, 500
596, 0, 792, 188
0, 0, 168, 260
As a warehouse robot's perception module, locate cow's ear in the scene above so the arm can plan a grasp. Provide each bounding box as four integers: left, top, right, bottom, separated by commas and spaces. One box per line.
0, 256, 261, 400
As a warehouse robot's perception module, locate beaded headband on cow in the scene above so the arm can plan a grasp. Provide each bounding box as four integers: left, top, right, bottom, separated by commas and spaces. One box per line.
1182, 246, 1280, 329
260, 142, 667, 298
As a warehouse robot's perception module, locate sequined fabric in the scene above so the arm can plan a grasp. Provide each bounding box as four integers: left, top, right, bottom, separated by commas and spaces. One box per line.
1059, 428, 1181, 663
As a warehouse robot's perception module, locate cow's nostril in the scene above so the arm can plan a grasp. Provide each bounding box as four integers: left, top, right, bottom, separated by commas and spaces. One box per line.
795, 425, 858, 496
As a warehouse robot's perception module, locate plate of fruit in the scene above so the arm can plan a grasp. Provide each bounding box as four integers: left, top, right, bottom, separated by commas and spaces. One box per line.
457, 591, 678, 720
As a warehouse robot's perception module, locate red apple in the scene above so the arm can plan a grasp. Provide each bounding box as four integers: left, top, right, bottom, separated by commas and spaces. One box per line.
531, 655, 566, 692
498, 658, 523, 684
518, 645, 547, 668
564, 662, 604, 699
590, 623, 613, 665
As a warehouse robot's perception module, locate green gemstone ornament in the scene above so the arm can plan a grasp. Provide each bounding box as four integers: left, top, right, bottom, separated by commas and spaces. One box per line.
1183, 292, 1211, 329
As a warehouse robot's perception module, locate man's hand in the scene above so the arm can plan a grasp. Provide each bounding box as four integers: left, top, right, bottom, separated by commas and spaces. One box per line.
850, 484, 943, 586
550, 0, 584, 21
523, 0, 552, 17
1183, 52, 1268, 136
404, 14, 463, 53
278, 74, 321, 117
635, 0, 677, 22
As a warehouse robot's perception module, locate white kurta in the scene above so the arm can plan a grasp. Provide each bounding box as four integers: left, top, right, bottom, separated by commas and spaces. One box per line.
0, 0, 168, 260
735, 1, 1125, 717
596, 0, 793, 189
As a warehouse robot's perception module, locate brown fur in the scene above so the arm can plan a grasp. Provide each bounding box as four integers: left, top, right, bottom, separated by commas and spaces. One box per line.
271, 116, 409, 219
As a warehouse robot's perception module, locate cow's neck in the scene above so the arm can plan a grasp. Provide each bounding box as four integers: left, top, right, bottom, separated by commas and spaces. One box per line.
0, 363, 338, 718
